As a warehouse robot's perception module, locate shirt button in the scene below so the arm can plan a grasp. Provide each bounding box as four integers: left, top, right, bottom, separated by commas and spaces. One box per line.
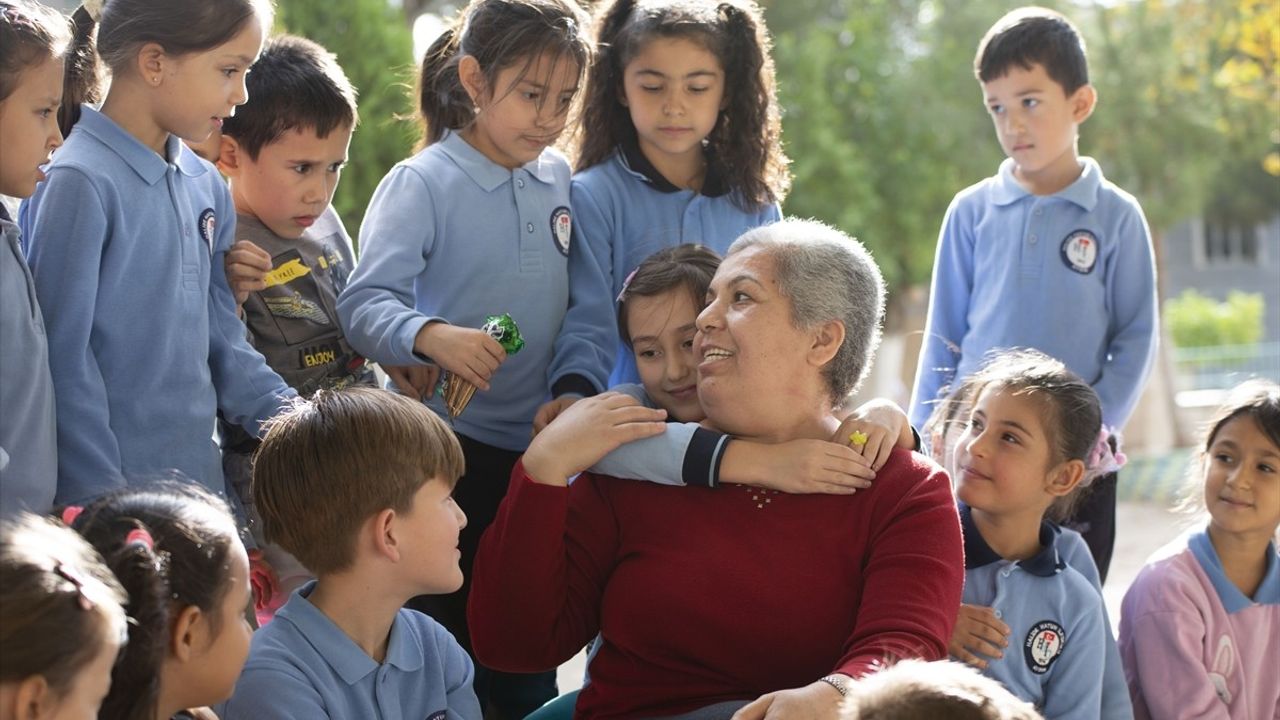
517, 178, 525, 188
994, 610, 1003, 619
1034, 209, 1043, 216
1029, 234, 1038, 244
526, 222, 535, 233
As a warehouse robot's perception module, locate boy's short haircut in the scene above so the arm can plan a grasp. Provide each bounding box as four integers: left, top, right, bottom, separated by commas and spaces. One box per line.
844, 659, 1044, 720
252, 387, 465, 575
974, 7, 1088, 95
221, 34, 358, 160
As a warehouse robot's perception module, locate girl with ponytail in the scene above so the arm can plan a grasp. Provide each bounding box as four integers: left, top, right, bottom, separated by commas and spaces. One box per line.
334, 0, 591, 714
542, 0, 792, 410
18, 0, 293, 507
67, 484, 252, 720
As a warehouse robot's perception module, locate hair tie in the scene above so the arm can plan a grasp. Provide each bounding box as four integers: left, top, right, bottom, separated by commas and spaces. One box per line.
125, 528, 154, 550
54, 563, 95, 611
1086, 426, 1126, 477
81, 0, 103, 21
617, 267, 639, 303
60, 505, 84, 526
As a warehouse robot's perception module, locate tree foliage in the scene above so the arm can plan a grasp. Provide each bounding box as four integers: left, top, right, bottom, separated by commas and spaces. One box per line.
1165, 289, 1265, 348
275, 0, 419, 244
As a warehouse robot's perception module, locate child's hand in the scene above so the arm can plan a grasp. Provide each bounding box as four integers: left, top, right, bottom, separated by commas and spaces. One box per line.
413, 322, 506, 391
726, 439, 873, 494
384, 364, 440, 400
834, 398, 914, 471
532, 396, 580, 437
523, 393, 666, 486
950, 603, 1010, 669
225, 239, 272, 308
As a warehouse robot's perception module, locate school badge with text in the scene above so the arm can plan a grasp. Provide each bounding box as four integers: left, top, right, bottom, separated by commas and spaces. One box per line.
1024, 620, 1065, 674
1060, 229, 1098, 274
198, 208, 216, 254
550, 206, 571, 256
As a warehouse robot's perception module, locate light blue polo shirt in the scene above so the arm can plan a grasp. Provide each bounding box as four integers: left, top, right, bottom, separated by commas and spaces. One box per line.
19, 106, 294, 504
961, 505, 1108, 720
909, 157, 1157, 431
549, 141, 781, 394
219, 582, 481, 719
0, 205, 56, 516
337, 131, 571, 451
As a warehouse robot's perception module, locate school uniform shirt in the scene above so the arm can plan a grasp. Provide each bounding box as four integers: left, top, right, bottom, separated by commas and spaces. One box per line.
19, 106, 294, 504
960, 505, 1108, 720
909, 157, 1157, 431
589, 383, 728, 488
1056, 525, 1136, 720
548, 140, 782, 396
218, 581, 481, 719
0, 205, 57, 516
337, 131, 571, 451
1119, 530, 1280, 720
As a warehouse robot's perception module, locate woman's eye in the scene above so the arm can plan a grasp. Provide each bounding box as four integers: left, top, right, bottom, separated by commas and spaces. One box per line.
732, 291, 751, 302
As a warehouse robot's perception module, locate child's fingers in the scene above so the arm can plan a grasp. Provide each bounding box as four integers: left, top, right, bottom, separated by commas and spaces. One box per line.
951, 648, 989, 670
964, 635, 1005, 659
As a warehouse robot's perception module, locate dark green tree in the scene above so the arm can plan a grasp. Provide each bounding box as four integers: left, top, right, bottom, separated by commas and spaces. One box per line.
276, 0, 419, 245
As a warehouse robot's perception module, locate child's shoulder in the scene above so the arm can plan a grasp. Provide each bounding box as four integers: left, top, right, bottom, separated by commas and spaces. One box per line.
1123, 531, 1208, 610
397, 607, 470, 661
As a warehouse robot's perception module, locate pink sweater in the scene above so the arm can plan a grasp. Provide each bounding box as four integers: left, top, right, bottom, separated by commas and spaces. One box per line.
1118, 530, 1280, 720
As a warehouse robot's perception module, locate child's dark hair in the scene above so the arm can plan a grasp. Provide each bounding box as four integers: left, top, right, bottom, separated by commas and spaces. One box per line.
577, 0, 790, 211
969, 349, 1104, 522
221, 34, 358, 161
416, 0, 591, 146
253, 388, 466, 575
1200, 379, 1280, 453
617, 244, 721, 348
67, 483, 241, 720
60, 0, 273, 136
975, 7, 1088, 95
0, 0, 71, 102
923, 373, 983, 468
0, 512, 127, 695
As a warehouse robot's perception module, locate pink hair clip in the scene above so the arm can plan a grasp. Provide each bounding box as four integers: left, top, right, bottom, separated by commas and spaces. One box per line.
60, 505, 84, 526
125, 528, 154, 550
617, 267, 639, 303
54, 563, 94, 611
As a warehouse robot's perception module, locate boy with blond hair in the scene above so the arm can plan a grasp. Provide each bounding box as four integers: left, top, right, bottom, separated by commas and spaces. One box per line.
219, 387, 479, 716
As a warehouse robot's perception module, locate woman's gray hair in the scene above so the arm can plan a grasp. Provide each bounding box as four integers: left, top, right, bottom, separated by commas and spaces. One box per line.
728, 218, 885, 403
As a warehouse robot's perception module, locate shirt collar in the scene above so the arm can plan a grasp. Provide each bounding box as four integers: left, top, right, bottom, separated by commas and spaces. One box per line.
74, 105, 209, 184
1188, 530, 1280, 612
990, 156, 1101, 211
617, 132, 729, 198
960, 504, 1064, 577
437, 130, 557, 190
0, 203, 12, 224
276, 582, 425, 684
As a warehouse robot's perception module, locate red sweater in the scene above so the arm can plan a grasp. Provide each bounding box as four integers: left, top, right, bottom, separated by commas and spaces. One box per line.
469, 447, 964, 719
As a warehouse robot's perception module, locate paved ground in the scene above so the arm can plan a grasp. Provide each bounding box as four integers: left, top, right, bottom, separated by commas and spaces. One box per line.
552, 499, 1191, 692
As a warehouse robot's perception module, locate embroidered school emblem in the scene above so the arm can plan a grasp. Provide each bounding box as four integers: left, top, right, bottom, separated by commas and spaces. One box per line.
550, 206, 571, 256
1060, 229, 1098, 274
198, 208, 216, 253
1024, 620, 1066, 674
264, 292, 330, 325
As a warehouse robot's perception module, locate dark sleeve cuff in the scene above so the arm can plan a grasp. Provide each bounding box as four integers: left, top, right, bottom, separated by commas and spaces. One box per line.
681, 428, 730, 488
552, 374, 599, 399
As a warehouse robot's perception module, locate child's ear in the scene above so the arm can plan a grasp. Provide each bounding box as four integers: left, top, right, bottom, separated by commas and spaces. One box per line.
1046, 459, 1085, 498
807, 319, 845, 369
217, 135, 243, 177
1070, 84, 1097, 124
169, 604, 205, 663
12, 674, 51, 720
370, 508, 402, 563
458, 55, 487, 106
136, 42, 168, 87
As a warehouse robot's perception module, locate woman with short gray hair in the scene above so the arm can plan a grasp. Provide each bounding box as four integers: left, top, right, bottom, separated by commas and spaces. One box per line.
472, 218, 965, 720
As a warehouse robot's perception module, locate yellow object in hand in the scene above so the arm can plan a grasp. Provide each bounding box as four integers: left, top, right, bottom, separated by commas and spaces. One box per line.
849, 430, 868, 447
